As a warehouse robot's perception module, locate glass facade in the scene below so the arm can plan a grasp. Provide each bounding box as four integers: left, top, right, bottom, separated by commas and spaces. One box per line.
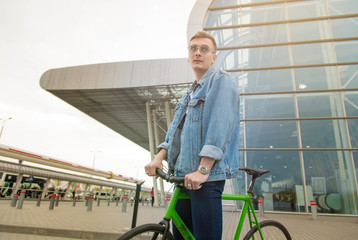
204, 0, 358, 214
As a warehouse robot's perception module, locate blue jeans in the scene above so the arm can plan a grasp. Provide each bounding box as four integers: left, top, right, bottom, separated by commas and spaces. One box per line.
172, 180, 225, 240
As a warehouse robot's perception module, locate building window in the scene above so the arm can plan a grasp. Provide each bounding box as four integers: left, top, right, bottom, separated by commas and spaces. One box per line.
206, 0, 358, 214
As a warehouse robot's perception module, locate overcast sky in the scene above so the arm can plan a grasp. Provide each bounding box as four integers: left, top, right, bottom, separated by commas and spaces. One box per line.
0, 0, 196, 189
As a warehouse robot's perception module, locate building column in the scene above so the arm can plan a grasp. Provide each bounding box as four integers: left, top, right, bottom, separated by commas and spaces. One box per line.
146, 102, 159, 207
41, 178, 51, 199
164, 101, 173, 128
153, 109, 165, 206
64, 181, 72, 200
97, 186, 103, 200
11, 173, 23, 198
110, 187, 115, 200
83, 184, 90, 200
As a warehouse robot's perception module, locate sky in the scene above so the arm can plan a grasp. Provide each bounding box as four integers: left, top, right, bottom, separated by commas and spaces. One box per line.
0, 0, 196, 189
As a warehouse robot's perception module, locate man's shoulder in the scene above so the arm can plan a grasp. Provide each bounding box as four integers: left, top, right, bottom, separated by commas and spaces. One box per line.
210, 69, 233, 82
211, 69, 238, 88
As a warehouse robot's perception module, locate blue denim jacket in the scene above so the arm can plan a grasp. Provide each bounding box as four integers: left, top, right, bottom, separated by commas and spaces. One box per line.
157, 67, 240, 182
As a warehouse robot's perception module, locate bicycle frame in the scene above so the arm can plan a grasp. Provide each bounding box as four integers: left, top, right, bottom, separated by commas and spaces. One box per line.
163, 186, 263, 240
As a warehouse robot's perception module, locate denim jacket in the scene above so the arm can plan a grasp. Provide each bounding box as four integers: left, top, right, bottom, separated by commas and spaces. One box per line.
157, 67, 240, 182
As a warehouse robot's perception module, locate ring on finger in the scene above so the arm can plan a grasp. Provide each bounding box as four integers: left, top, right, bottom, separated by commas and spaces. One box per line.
188, 183, 192, 188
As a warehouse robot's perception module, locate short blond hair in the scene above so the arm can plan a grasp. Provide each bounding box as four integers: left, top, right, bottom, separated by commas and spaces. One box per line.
189, 31, 217, 53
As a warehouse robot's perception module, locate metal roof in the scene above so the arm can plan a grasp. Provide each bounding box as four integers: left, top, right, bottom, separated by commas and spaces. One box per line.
40, 58, 193, 150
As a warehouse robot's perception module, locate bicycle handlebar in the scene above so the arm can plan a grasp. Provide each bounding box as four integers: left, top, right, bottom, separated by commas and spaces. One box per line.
156, 167, 270, 189
155, 168, 185, 185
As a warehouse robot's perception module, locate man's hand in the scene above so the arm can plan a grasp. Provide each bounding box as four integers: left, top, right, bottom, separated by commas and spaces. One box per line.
144, 149, 167, 177
144, 159, 163, 177
185, 171, 210, 190
185, 156, 215, 190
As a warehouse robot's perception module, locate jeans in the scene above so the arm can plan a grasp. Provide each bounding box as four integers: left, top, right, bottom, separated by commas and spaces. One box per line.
173, 180, 225, 240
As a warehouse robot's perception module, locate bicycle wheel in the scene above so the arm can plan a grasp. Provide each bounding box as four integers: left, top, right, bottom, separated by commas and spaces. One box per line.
243, 220, 292, 240
117, 223, 174, 240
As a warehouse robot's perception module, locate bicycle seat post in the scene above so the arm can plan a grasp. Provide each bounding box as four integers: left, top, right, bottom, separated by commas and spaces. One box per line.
239, 167, 269, 195
247, 173, 259, 195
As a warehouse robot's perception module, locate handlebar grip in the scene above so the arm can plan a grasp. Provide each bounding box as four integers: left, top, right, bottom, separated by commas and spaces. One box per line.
155, 169, 185, 184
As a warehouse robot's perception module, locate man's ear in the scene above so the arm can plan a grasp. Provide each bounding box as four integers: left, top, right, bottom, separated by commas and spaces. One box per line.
212, 54, 217, 65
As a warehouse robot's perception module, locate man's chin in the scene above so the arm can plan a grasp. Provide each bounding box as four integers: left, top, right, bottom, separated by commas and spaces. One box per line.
192, 66, 208, 72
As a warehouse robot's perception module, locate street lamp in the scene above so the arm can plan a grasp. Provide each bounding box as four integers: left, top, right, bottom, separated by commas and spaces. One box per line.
0, 117, 13, 140
91, 150, 101, 169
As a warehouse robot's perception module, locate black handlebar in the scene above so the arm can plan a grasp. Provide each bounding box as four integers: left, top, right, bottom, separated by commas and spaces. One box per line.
155, 168, 185, 184
155, 167, 270, 191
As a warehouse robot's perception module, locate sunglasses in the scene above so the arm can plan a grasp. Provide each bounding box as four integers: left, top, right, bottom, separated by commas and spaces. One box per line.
188, 44, 213, 54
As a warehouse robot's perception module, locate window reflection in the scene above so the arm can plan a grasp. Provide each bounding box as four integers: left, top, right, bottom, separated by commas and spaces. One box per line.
300, 119, 349, 148
348, 119, 358, 147
245, 121, 299, 148
218, 45, 290, 70
340, 65, 358, 88
328, 0, 358, 15
354, 151, 358, 185
331, 17, 358, 38
294, 66, 338, 90
231, 69, 293, 93
287, 0, 327, 19
241, 4, 285, 24
245, 94, 296, 119
303, 151, 358, 214
246, 151, 301, 212
292, 43, 335, 65
343, 92, 358, 116
297, 92, 343, 117
335, 41, 358, 63
290, 20, 331, 42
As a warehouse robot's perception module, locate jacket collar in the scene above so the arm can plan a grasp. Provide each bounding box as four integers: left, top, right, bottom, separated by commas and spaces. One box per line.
188, 67, 215, 93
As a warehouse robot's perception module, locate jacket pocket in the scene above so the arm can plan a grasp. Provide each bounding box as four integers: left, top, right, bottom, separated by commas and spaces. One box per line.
188, 98, 205, 122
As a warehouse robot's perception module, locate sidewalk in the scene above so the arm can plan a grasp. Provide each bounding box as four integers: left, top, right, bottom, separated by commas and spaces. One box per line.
0, 199, 357, 239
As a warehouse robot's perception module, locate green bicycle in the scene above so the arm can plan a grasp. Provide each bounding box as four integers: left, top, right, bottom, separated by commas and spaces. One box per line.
118, 167, 292, 240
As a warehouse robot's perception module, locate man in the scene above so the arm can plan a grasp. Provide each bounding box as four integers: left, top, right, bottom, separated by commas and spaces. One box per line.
145, 31, 240, 240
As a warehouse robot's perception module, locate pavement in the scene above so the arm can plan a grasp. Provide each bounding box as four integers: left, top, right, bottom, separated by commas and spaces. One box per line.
0, 199, 357, 240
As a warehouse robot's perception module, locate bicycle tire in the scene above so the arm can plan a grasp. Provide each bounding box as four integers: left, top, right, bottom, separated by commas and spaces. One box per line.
243, 220, 292, 240
117, 223, 174, 240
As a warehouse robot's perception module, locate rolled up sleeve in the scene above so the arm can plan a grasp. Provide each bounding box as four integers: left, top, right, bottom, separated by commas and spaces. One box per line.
198, 145, 223, 161
156, 142, 169, 153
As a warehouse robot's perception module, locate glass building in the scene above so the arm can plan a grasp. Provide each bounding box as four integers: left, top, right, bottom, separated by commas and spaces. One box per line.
40, 0, 358, 215
201, 0, 358, 214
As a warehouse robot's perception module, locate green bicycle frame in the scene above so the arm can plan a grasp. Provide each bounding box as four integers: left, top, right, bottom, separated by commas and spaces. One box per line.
164, 187, 194, 240
164, 187, 263, 240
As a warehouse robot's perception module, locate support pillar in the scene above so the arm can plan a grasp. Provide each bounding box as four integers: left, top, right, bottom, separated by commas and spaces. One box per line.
11, 173, 23, 199
146, 102, 159, 207
41, 178, 51, 199
153, 109, 165, 206
97, 186, 103, 206
120, 189, 125, 201
83, 184, 90, 201
64, 181, 72, 200
114, 188, 118, 202
110, 188, 115, 201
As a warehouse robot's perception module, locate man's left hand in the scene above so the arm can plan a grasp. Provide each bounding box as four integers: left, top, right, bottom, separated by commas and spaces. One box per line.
185, 171, 209, 190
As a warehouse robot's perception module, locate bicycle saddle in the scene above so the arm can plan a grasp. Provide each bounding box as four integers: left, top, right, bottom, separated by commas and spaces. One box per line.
239, 167, 269, 177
